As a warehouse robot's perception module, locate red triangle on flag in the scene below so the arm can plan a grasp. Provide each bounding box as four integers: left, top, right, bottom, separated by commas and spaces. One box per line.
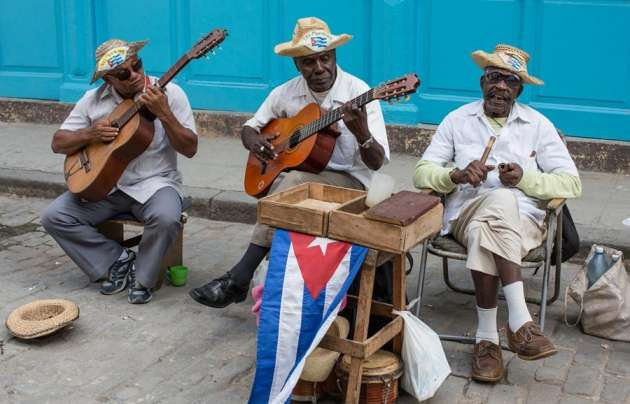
289, 232, 351, 300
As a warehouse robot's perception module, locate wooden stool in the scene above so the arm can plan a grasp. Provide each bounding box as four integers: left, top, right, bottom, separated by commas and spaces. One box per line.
318, 249, 406, 404
96, 197, 191, 290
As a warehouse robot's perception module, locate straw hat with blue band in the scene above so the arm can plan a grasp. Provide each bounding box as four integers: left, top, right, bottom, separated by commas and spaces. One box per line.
90, 38, 149, 84
471, 44, 544, 85
274, 17, 352, 57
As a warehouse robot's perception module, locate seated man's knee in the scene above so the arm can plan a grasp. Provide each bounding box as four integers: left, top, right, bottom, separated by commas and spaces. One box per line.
40, 204, 63, 233
149, 213, 181, 234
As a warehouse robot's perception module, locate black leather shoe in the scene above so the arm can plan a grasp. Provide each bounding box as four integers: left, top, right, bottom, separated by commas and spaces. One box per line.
189, 273, 248, 308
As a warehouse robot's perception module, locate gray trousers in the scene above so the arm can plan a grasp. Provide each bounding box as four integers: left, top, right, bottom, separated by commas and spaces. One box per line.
250, 170, 364, 247
41, 187, 182, 288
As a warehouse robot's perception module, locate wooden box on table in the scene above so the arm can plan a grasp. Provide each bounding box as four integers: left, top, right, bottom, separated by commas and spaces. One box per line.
257, 182, 365, 236
328, 194, 443, 254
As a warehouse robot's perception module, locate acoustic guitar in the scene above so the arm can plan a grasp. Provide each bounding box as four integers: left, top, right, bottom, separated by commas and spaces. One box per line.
63, 28, 227, 202
243, 73, 420, 197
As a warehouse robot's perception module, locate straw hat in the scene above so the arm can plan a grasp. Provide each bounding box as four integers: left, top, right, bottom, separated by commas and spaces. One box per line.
274, 17, 352, 57
6, 299, 79, 339
471, 44, 544, 85
90, 38, 148, 84
300, 316, 350, 382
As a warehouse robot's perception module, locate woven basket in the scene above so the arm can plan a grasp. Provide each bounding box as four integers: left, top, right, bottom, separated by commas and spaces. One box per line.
6, 299, 79, 339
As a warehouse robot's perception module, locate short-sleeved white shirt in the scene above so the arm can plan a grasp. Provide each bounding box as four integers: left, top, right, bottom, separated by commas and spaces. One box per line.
60, 77, 197, 203
421, 100, 578, 233
244, 66, 390, 187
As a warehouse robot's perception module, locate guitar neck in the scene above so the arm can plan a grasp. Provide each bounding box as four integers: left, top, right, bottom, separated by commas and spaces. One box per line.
157, 54, 191, 89
296, 88, 375, 142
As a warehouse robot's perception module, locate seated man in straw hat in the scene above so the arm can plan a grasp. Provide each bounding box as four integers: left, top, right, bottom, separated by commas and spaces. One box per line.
189, 17, 389, 308
414, 44, 581, 382
41, 38, 197, 304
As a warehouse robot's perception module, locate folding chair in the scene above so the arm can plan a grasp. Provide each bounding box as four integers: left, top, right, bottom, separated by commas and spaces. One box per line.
409, 132, 570, 342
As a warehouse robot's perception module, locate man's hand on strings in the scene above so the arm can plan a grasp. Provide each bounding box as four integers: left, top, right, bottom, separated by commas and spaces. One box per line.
139, 85, 171, 120
243, 129, 279, 162
89, 119, 119, 143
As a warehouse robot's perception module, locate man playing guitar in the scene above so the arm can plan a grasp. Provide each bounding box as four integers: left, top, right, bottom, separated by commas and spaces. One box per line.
189, 17, 390, 309
41, 38, 198, 304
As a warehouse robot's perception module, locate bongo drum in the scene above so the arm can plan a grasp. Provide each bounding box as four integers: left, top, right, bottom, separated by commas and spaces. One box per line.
336, 350, 403, 404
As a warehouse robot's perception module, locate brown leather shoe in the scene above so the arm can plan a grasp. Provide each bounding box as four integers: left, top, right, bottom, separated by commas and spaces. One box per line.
472, 340, 504, 382
507, 321, 557, 360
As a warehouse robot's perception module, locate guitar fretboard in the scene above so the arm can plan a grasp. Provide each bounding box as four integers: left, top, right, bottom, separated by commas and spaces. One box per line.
291, 89, 375, 145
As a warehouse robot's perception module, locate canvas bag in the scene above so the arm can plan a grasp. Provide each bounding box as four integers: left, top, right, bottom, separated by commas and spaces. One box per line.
564, 245, 630, 341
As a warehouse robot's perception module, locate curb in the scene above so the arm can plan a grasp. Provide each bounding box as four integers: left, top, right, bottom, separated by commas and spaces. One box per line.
1, 168, 628, 260
2, 98, 630, 174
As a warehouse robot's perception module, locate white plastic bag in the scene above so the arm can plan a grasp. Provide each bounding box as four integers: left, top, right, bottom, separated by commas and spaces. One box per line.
394, 310, 451, 401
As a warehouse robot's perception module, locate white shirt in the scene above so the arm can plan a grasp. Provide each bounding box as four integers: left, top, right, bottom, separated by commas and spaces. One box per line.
421, 100, 578, 233
60, 77, 197, 203
244, 66, 390, 187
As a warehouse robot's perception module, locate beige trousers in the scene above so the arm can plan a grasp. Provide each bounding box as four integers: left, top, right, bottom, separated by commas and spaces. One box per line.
452, 189, 544, 276
250, 170, 364, 247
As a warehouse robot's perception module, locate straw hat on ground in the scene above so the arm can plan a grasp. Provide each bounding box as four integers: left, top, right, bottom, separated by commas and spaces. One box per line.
274, 17, 352, 57
6, 299, 79, 339
300, 316, 350, 382
90, 38, 148, 84
471, 44, 543, 85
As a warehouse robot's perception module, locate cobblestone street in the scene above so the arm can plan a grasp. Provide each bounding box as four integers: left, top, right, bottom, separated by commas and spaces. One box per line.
1, 193, 629, 404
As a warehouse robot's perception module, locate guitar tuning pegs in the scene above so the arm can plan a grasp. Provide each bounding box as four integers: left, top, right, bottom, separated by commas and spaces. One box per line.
405, 95, 411, 101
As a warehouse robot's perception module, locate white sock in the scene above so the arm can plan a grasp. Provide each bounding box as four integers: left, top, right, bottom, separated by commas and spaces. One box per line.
118, 249, 128, 262
504, 281, 532, 332
476, 306, 499, 344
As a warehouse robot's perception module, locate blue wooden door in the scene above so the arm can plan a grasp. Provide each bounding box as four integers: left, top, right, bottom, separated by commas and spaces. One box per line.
1, 0, 628, 140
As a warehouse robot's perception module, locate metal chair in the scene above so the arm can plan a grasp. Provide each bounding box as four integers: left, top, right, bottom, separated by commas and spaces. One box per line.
408, 191, 565, 343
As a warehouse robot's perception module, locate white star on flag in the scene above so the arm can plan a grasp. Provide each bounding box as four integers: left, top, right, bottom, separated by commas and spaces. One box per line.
307, 237, 337, 255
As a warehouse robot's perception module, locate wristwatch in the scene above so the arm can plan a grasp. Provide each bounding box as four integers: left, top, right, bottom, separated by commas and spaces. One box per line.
359, 135, 374, 149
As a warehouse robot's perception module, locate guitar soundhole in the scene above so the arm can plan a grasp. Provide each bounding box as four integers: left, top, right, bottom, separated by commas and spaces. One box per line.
286, 127, 303, 152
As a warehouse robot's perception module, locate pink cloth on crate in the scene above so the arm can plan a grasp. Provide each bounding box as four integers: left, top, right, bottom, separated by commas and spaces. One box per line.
251, 284, 347, 326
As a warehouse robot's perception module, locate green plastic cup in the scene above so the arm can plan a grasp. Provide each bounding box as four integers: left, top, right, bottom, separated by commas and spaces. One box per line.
167, 265, 188, 287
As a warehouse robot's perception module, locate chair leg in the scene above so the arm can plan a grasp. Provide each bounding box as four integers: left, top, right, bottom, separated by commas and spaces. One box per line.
412, 240, 429, 317
538, 214, 557, 331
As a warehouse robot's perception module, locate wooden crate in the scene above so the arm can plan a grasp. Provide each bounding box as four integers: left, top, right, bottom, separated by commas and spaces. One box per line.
328, 195, 443, 253
257, 182, 366, 236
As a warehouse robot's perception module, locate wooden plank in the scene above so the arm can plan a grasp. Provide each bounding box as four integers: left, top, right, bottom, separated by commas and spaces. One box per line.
97, 221, 124, 243
318, 335, 365, 358
392, 253, 405, 353
353, 250, 378, 342
364, 191, 440, 226
345, 358, 363, 404
364, 316, 404, 358
346, 295, 395, 318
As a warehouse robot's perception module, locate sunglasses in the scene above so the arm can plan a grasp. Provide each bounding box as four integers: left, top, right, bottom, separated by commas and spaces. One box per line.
484, 71, 521, 88
107, 58, 143, 81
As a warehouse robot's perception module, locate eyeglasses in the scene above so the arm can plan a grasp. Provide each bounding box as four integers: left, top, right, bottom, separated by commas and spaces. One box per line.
484, 71, 521, 88
107, 58, 143, 81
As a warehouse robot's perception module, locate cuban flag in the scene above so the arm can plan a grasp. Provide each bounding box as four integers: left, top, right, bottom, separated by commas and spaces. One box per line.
249, 229, 368, 404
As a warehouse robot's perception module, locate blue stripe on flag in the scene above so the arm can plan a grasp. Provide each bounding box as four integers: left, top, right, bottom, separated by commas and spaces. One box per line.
249, 230, 291, 403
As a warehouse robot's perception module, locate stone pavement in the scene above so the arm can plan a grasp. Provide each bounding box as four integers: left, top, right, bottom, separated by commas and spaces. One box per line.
1, 121, 630, 255
1, 193, 629, 403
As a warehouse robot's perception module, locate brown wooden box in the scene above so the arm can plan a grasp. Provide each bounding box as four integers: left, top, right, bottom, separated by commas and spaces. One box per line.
328, 195, 443, 253
257, 183, 366, 236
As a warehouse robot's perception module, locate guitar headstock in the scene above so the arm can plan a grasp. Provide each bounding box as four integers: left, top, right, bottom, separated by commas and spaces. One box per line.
373, 73, 420, 103
188, 28, 228, 59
